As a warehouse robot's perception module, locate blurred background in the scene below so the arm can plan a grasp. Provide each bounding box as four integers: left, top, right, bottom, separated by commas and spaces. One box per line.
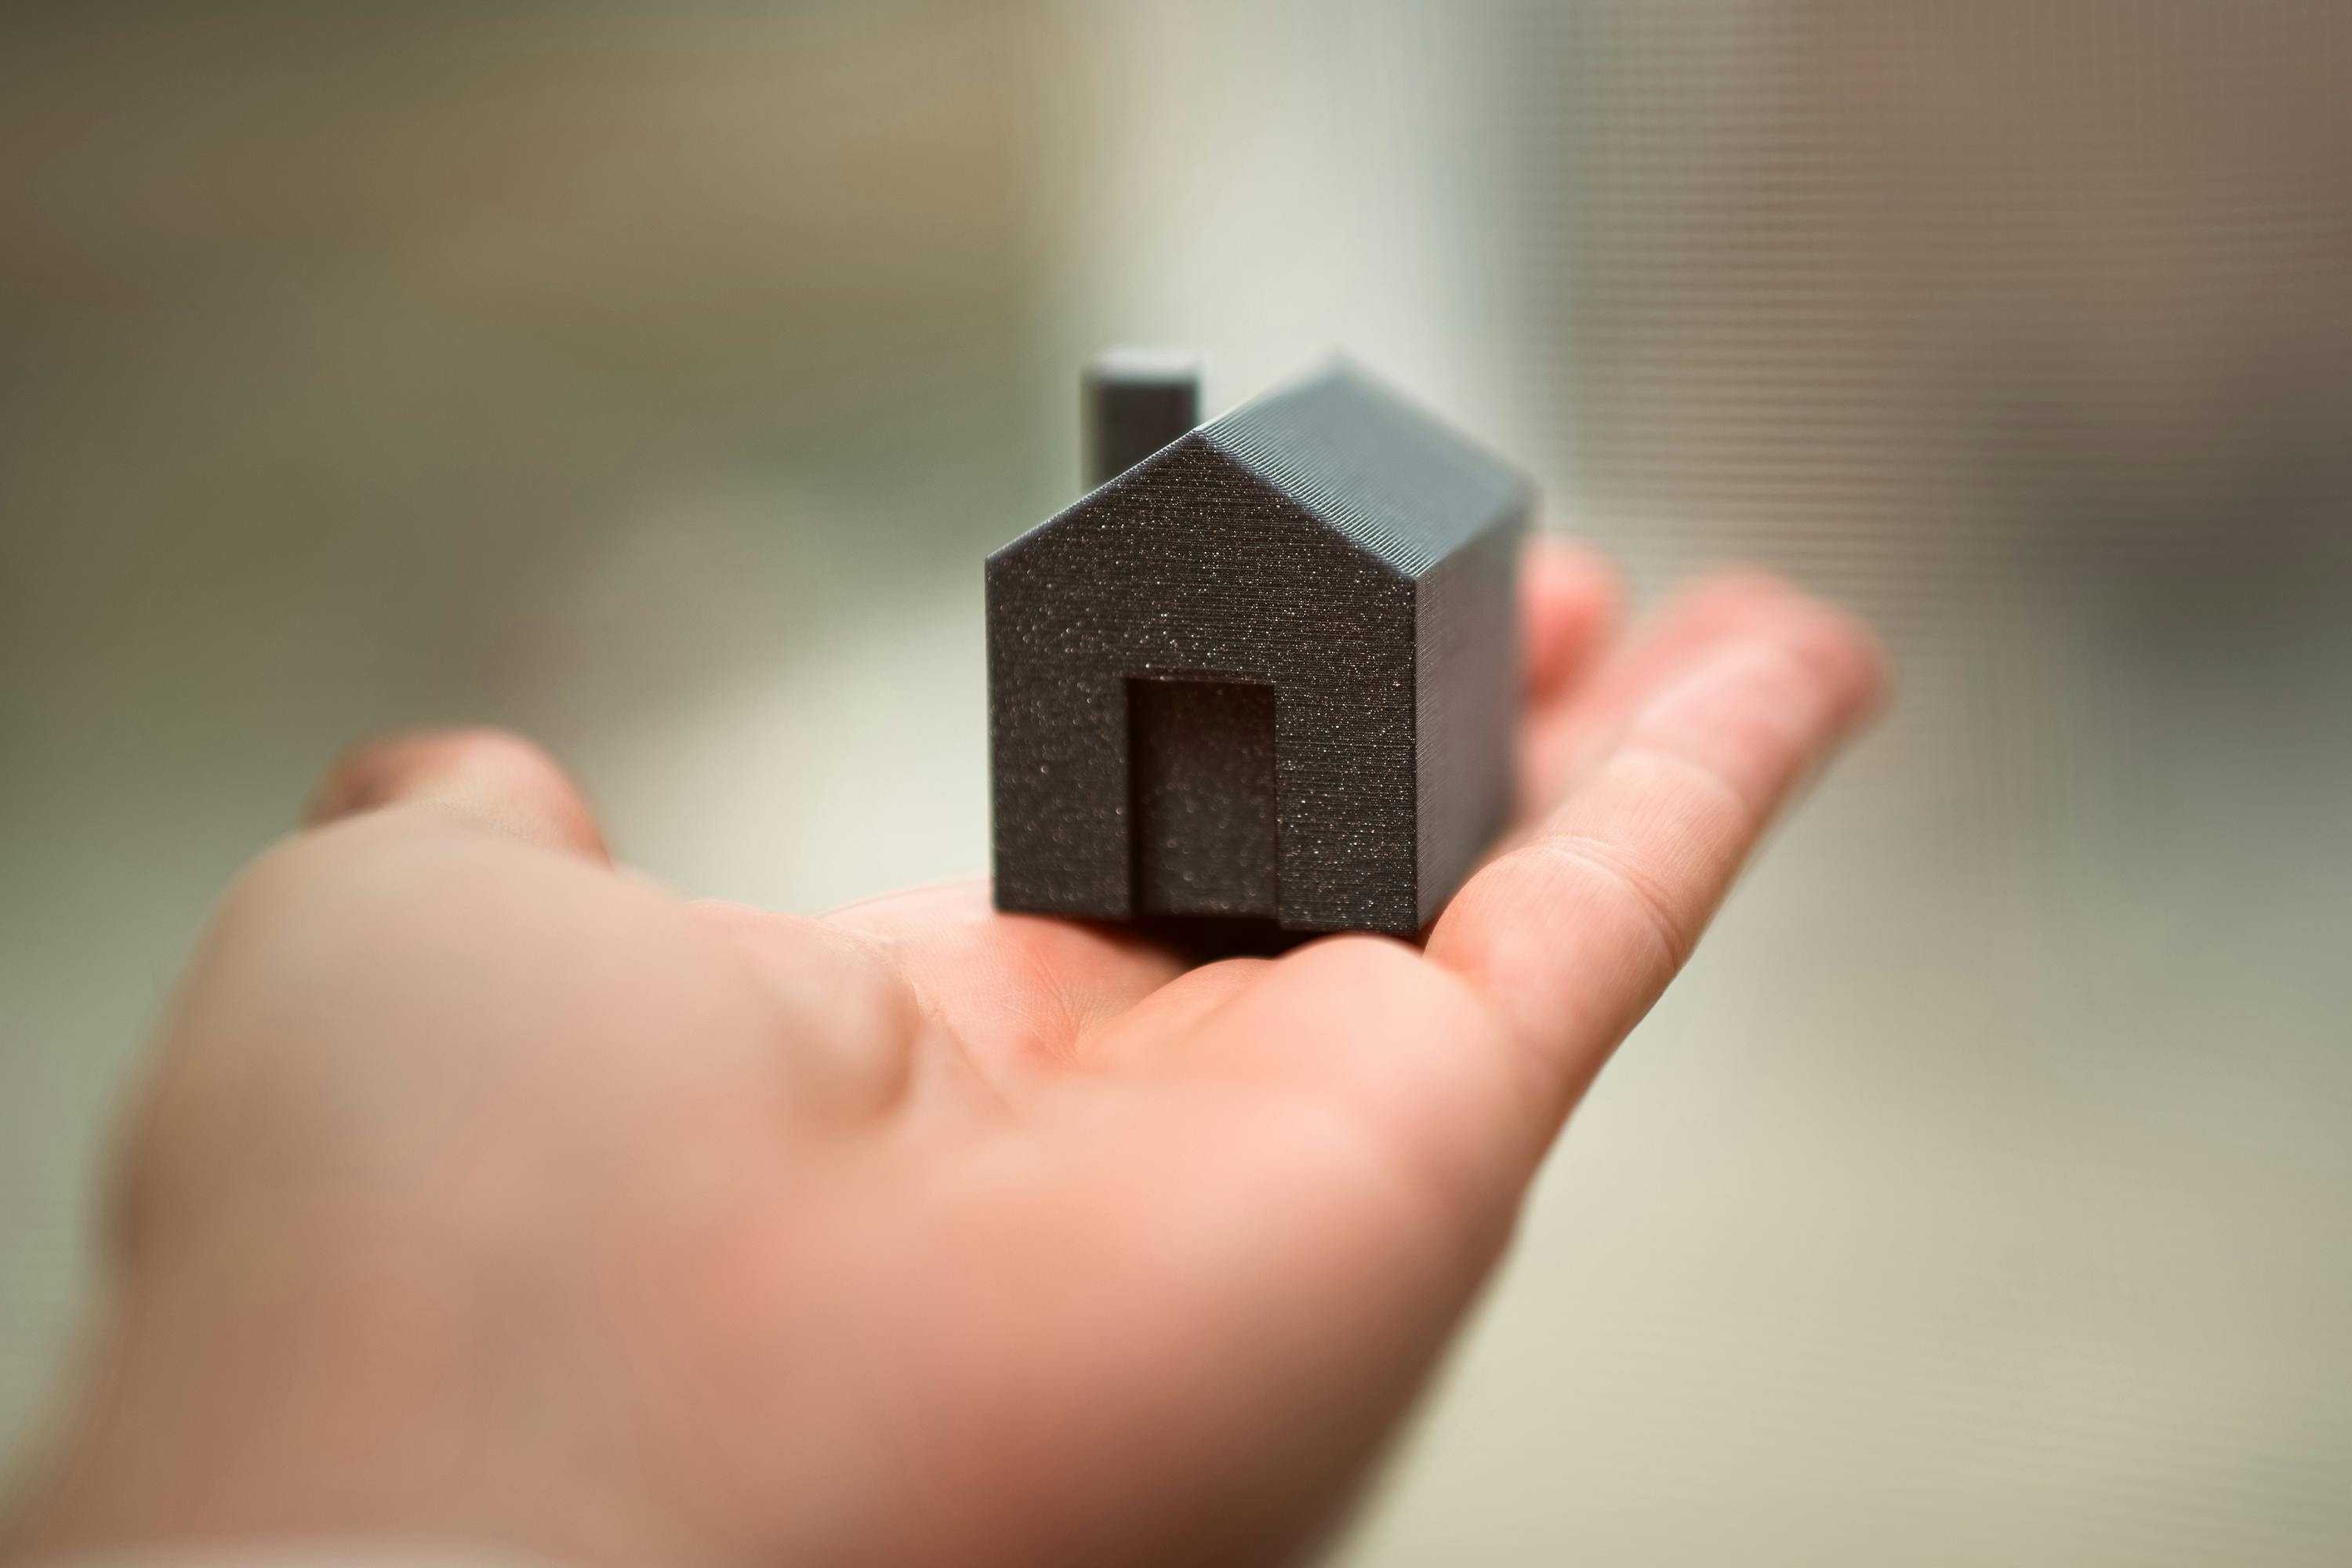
4, 1, 2350, 1560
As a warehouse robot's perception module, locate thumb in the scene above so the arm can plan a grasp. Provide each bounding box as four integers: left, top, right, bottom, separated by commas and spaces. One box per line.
303, 727, 609, 862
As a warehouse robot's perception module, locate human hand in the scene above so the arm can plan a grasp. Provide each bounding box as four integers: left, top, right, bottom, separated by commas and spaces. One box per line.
12, 540, 1882, 1566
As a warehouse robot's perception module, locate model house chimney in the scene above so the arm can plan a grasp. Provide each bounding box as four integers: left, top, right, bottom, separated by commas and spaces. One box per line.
1083, 348, 1201, 488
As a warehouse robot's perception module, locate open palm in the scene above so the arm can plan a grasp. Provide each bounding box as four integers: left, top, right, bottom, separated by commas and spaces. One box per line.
16, 541, 1882, 1568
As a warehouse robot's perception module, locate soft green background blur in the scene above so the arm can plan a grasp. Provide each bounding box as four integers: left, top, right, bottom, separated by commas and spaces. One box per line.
5, 2, 2350, 1561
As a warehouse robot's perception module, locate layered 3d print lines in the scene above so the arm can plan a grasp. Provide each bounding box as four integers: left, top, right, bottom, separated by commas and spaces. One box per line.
987, 353, 1533, 941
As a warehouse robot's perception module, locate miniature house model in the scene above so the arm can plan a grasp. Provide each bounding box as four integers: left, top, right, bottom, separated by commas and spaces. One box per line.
987, 354, 1533, 938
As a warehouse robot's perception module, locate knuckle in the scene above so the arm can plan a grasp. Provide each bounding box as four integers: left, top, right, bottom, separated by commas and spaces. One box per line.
1523, 833, 1698, 971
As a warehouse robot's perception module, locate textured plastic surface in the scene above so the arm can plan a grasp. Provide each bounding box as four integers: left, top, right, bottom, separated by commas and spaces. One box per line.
989, 359, 1531, 938
1128, 676, 1279, 917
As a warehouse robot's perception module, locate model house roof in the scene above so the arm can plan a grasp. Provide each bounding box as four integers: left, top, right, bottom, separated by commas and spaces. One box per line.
1005, 360, 1533, 580
1195, 362, 1532, 575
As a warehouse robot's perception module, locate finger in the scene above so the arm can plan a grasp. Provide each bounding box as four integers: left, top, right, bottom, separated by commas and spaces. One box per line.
1518, 571, 1825, 819
1435, 586, 1885, 1112
305, 727, 609, 862
1134, 934, 1547, 1241
1519, 534, 1621, 701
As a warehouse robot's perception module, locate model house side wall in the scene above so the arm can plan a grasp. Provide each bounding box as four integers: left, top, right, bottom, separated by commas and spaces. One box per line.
988, 440, 1421, 934
1413, 519, 1526, 927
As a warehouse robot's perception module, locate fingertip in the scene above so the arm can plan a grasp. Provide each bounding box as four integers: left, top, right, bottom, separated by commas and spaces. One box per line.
1656, 568, 1891, 731
304, 728, 610, 862
1743, 584, 1890, 733
1520, 534, 1622, 697
1824, 601, 1895, 728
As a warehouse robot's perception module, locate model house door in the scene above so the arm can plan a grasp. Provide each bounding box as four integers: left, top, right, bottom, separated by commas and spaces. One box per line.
1127, 677, 1278, 919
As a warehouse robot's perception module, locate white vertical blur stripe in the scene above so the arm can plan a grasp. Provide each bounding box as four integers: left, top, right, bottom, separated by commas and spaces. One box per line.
1041, 0, 1519, 437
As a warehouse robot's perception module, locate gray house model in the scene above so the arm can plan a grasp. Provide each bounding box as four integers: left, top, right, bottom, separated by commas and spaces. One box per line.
986, 354, 1534, 939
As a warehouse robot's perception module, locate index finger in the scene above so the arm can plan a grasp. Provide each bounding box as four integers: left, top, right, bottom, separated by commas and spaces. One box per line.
1429, 579, 1885, 1113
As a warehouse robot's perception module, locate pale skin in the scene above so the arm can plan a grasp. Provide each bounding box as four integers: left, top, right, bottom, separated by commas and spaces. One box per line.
8, 541, 1883, 1566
